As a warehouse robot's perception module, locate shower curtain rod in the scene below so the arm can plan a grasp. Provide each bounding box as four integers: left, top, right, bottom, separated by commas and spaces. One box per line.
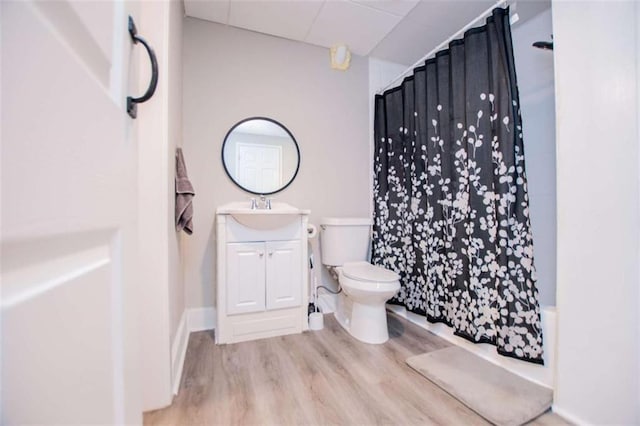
376, 0, 511, 95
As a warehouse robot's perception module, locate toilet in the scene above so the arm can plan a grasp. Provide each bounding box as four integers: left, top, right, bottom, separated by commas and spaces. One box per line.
319, 218, 400, 344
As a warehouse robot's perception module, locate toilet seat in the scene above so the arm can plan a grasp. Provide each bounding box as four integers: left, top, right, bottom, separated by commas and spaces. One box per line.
342, 261, 399, 283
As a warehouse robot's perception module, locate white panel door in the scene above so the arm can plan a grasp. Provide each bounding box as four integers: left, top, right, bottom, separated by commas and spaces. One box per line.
227, 242, 266, 314
236, 143, 282, 193
1, 1, 141, 424
266, 241, 302, 310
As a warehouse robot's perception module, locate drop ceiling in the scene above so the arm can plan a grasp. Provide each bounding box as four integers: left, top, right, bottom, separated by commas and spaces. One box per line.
184, 0, 551, 66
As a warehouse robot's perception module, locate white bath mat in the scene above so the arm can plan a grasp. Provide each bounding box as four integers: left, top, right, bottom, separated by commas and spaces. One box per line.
406, 347, 552, 426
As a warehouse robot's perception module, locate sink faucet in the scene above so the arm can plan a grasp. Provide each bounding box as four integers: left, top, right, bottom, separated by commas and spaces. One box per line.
254, 195, 272, 210
251, 195, 273, 210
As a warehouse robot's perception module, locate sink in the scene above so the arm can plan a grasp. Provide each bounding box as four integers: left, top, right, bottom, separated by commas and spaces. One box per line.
217, 201, 309, 230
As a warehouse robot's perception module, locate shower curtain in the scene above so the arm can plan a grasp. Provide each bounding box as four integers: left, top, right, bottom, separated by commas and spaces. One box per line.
372, 7, 543, 363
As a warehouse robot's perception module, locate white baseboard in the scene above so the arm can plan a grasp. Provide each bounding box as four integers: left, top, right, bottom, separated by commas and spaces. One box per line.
551, 404, 591, 426
187, 306, 216, 332
171, 307, 216, 396
170, 311, 189, 395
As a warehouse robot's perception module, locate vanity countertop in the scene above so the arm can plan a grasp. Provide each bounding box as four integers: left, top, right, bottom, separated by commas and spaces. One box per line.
216, 201, 310, 215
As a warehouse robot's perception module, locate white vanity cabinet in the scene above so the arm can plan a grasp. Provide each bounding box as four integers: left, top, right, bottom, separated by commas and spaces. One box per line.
226, 240, 301, 314
225, 242, 266, 315
216, 206, 309, 344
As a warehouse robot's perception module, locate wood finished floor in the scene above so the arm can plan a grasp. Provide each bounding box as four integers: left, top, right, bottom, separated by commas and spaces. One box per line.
144, 312, 568, 426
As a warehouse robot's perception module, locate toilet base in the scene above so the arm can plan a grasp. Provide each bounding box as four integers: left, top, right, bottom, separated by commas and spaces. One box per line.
350, 302, 390, 344
334, 297, 391, 344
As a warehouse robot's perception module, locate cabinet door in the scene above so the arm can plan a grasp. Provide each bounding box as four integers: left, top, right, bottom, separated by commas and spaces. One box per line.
266, 240, 302, 310
227, 242, 265, 315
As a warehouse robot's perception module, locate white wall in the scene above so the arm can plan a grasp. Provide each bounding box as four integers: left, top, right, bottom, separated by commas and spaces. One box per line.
137, 0, 184, 411
182, 19, 370, 309
511, 8, 556, 307
167, 0, 184, 366
553, 1, 640, 424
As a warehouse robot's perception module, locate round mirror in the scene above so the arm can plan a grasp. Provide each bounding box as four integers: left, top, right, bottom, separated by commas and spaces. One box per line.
222, 117, 300, 195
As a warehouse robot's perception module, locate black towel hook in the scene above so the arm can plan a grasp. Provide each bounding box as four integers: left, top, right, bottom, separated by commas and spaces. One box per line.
127, 16, 158, 119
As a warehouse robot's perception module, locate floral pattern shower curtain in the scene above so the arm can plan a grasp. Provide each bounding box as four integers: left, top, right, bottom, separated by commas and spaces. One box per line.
372, 8, 543, 363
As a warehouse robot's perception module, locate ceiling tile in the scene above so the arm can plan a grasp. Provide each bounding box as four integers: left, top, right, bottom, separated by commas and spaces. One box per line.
369, 0, 494, 65
305, 0, 403, 56
348, 0, 419, 17
184, 0, 230, 24
370, 0, 552, 66
229, 0, 324, 41
184, 0, 552, 68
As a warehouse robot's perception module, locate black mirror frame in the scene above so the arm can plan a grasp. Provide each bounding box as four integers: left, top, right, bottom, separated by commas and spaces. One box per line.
221, 117, 301, 195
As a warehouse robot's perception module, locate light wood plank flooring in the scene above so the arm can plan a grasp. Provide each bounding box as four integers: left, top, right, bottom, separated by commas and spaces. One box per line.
145, 312, 567, 426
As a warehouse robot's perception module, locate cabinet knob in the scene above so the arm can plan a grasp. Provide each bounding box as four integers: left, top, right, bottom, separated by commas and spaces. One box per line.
268, 252, 274, 256
259, 252, 264, 257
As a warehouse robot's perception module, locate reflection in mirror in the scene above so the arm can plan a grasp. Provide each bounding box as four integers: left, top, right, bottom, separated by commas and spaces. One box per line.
222, 118, 300, 195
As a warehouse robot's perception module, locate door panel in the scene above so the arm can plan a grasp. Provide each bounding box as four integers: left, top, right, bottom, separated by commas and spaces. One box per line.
227, 243, 266, 315
2, 235, 116, 424
1, 1, 136, 238
237, 143, 282, 193
1, 1, 140, 423
266, 241, 302, 310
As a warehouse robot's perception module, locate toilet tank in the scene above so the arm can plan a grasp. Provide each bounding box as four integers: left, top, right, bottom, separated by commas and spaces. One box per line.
319, 217, 373, 266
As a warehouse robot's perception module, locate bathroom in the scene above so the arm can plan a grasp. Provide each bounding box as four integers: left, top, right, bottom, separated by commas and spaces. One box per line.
1, 0, 639, 425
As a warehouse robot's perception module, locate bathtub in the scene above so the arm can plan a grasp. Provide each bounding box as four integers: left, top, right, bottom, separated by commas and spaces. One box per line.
386, 304, 557, 389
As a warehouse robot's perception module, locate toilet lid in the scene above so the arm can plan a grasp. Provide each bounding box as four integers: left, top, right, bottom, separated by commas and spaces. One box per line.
342, 262, 399, 283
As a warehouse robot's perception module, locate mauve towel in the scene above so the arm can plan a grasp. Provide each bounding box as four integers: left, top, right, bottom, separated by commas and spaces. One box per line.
175, 148, 195, 234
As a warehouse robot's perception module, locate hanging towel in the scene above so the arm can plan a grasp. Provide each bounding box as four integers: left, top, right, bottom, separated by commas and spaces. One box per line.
175, 148, 195, 234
